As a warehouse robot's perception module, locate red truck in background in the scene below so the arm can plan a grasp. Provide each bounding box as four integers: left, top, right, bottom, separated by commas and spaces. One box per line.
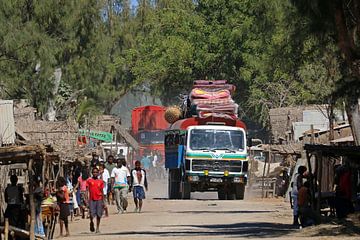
131, 105, 170, 164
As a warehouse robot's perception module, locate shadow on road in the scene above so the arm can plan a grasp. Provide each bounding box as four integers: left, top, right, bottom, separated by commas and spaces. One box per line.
168, 210, 276, 214
306, 218, 360, 237
98, 222, 296, 238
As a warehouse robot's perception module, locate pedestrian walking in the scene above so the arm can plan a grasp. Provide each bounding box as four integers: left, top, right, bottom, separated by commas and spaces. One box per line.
5, 174, 25, 236
130, 160, 148, 213
111, 159, 130, 213
99, 164, 110, 217
87, 167, 105, 233
105, 155, 116, 204
141, 154, 151, 179
298, 181, 319, 227
152, 151, 158, 179
90, 152, 100, 169
291, 165, 307, 226
75, 169, 89, 219
56, 176, 70, 237
118, 149, 126, 161
33, 176, 45, 236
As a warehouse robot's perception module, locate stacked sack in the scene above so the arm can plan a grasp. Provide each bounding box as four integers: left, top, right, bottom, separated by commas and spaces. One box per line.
164, 106, 182, 124
189, 80, 238, 119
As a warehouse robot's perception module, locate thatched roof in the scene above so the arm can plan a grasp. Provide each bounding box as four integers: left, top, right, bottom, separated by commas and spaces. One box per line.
114, 124, 139, 150
255, 143, 302, 156
14, 113, 139, 160
304, 144, 360, 157
0, 144, 53, 165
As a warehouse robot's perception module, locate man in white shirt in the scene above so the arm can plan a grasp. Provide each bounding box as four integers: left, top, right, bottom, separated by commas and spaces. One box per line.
111, 159, 130, 213
130, 160, 148, 213
99, 164, 110, 217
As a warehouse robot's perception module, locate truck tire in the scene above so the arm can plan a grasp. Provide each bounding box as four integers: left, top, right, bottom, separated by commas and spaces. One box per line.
217, 187, 226, 200
235, 183, 245, 200
181, 182, 191, 199
168, 169, 180, 199
226, 192, 236, 200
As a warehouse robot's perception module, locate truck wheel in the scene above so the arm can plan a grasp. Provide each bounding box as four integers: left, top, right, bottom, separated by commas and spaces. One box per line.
181, 182, 191, 199
235, 183, 245, 200
226, 192, 236, 200
168, 169, 180, 199
217, 187, 226, 200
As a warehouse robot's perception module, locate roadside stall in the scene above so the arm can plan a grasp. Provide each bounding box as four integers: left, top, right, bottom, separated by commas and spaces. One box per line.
0, 144, 57, 240
304, 144, 360, 220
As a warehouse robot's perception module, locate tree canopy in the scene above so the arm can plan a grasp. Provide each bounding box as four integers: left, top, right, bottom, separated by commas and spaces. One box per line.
0, 0, 350, 129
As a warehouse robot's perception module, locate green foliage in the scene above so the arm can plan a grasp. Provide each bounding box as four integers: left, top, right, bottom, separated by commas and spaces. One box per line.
76, 98, 101, 127
0, 0, 345, 128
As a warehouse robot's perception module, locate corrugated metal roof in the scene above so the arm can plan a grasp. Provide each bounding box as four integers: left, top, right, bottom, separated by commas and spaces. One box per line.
0, 100, 15, 145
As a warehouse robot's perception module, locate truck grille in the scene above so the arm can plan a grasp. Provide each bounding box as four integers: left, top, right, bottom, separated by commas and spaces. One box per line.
191, 159, 243, 172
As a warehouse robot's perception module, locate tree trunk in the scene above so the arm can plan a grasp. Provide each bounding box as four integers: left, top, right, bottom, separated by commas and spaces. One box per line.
45, 68, 62, 121
333, 1, 360, 146
346, 98, 360, 145
28, 158, 35, 240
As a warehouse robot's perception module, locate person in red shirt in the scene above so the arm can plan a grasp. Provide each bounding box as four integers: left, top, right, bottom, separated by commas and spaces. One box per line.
56, 177, 70, 237
87, 167, 105, 233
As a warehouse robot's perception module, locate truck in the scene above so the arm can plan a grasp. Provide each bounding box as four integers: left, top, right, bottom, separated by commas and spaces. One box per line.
164, 80, 248, 200
131, 105, 169, 163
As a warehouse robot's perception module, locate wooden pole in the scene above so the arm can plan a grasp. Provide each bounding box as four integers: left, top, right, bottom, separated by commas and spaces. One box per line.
261, 151, 267, 198
266, 147, 272, 197
314, 152, 318, 193
42, 157, 46, 191
306, 153, 315, 211
248, 150, 253, 186
310, 125, 315, 144
4, 218, 9, 240
110, 126, 114, 155
329, 102, 335, 142
28, 158, 35, 240
317, 154, 323, 215
115, 129, 118, 156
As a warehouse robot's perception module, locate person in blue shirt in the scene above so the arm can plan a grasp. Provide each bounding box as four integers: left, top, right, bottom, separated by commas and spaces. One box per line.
141, 154, 151, 171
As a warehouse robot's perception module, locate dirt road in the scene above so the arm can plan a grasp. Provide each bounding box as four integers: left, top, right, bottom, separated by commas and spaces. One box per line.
60, 179, 359, 240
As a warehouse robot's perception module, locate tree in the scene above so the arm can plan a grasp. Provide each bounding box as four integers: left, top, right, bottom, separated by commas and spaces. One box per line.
292, 0, 360, 145
0, 1, 131, 116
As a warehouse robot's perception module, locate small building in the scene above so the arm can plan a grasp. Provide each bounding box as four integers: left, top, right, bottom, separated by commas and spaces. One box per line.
0, 100, 15, 145
299, 123, 353, 145
269, 105, 347, 143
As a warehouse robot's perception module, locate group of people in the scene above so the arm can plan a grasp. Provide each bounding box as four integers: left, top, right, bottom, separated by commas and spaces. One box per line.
59, 154, 149, 235
291, 163, 356, 228
140, 150, 165, 180
4, 153, 149, 238
291, 165, 319, 228
4, 174, 46, 238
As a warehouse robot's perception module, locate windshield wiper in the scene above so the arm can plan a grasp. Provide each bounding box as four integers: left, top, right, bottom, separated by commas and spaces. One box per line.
196, 148, 216, 152
211, 148, 236, 153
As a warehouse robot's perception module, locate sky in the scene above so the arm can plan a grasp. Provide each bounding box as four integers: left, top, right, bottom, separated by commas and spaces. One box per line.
131, 0, 138, 8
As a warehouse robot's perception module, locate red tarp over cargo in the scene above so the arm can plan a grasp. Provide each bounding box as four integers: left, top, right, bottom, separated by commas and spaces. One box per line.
131, 105, 170, 135
170, 117, 246, 130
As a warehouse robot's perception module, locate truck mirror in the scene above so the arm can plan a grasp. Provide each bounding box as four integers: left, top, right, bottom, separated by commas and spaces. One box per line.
247, 138, 252, 147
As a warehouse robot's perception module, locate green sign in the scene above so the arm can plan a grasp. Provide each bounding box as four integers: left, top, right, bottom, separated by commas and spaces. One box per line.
79, 129, 113, 142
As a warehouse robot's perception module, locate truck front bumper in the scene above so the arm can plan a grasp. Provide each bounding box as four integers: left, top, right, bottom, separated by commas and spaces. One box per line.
187, 174, 247, 185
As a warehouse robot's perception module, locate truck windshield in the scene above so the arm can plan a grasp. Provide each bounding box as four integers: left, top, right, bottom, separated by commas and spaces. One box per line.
139, 131, 164, 144
189, 129, 244, 151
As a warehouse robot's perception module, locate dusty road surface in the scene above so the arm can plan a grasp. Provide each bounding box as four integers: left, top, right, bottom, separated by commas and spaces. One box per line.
59, 179, 359, 240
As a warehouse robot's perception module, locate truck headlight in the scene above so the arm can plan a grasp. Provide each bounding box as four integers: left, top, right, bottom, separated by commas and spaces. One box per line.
233, 177, 244, 183
189, 176, 199, 182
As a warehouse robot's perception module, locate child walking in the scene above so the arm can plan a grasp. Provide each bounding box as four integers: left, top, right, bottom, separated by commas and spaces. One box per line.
130, 161, 148, 213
